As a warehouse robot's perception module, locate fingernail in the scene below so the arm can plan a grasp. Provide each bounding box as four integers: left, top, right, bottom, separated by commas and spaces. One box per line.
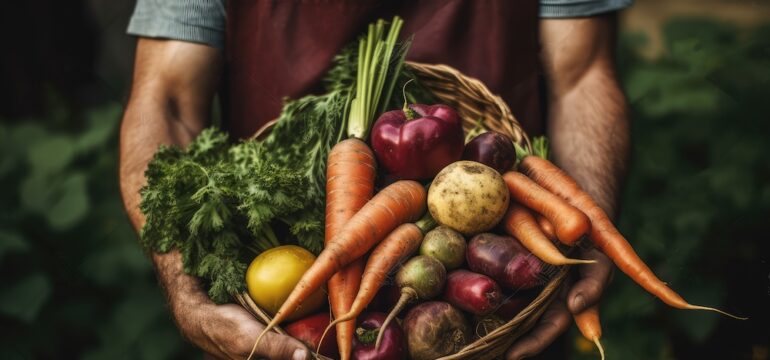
292, 349, 308, 360
573, 294, 586, 311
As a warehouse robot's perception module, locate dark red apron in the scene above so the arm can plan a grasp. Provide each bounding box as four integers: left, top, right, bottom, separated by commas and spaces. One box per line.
224, 0, 542, 140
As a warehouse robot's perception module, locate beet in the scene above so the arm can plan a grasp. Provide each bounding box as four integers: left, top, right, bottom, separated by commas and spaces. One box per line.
462, 131, 516, 173
376, 256, 447, 348
443, 270, 503, 316
352, 312, 407, 360
504, 254, 546, 290
404, 301, 471, 360
466, 233, 548, 291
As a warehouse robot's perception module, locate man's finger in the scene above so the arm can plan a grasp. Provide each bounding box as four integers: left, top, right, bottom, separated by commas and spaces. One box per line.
567, 248, 613, 313
505, 300, 571, 360
239, 329, 310, 360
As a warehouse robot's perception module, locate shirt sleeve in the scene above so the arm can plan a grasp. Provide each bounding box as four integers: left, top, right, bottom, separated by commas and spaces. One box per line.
540, 0, 633, 18
127, 0, 226, 49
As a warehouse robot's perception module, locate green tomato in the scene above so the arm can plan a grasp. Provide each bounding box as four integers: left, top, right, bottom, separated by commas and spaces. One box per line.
246, 245, 325, 321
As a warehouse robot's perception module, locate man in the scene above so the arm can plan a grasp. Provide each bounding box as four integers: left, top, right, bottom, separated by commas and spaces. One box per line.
120, 1, 631, 359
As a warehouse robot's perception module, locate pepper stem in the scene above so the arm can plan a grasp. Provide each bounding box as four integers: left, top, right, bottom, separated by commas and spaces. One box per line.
402, 79, 416, 120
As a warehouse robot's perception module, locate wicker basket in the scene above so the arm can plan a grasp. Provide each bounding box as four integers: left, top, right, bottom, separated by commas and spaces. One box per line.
235, 61, 569, 360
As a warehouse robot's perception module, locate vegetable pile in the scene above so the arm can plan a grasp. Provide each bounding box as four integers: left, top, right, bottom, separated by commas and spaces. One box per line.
139, 16, 745, 360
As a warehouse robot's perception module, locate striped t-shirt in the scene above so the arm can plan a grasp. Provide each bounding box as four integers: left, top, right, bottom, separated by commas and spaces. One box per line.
127, 0, 633, 49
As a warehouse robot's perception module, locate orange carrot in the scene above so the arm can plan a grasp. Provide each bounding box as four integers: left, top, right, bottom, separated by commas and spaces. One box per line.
520, 155, 745, 318
319, 222, 425, 352
537, 215, 557, 242
502, 171, 590, 245
250, 180, 427, 359
503, 203, 594, 266
324, 138, 376, 360
574, 305, 605, 360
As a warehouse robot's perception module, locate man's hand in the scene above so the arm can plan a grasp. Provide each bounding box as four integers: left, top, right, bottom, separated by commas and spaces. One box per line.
120, 39, 308, 359
507, 12, 629, 359
506, 249, 613, 359
195, 304, 311, 360
152, 250, 311, 360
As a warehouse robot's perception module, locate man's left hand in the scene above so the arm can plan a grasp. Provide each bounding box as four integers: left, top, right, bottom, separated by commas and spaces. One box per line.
506, 247, 613, 360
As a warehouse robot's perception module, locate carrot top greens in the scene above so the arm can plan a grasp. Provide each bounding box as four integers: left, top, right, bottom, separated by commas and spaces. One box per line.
140, 58, 354, 304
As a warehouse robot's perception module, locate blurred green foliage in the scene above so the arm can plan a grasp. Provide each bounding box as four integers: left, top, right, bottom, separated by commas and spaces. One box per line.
0, 97, 196, 359
572, 19, 770, 360
0, 18, 767, 359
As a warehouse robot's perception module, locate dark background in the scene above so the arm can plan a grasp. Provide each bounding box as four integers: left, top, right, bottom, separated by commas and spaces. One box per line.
0, 0, 768, 359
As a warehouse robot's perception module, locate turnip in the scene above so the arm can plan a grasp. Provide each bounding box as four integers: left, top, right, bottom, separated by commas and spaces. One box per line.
427, 161, 509, 235
442, 270, 502, 316
419, 226, 466, 270
466, 233, 548, 290
375, 255, 446, 349
403, 301, 471, 360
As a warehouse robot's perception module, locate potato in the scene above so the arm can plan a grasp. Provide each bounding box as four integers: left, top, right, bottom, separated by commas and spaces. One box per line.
427, 161, 509, 235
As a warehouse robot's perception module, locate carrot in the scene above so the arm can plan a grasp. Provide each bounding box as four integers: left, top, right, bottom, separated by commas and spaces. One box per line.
324, 138, 376, 360
573, 305, 605, 360
250, 180, 427, 359
503, 203, 595, 266
319, 221, 427, 352
520, 155, 745, 319
537, 215, 557, 242
502, 171, 590, 245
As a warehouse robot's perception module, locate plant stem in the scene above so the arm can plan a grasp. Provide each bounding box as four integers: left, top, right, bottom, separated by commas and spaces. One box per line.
347, 16, 408, 140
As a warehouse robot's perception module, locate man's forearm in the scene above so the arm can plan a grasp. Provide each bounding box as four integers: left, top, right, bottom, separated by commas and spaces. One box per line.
547, 66, 629, 217
119, 39, 222, 335
119, 94, 213, 325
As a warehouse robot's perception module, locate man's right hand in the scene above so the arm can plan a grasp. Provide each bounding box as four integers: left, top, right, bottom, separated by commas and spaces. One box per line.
185, 302, 310, 360
119, 39, 309, 359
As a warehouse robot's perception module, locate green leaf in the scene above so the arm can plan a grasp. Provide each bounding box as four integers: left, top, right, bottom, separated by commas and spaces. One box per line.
26, 135, 76, 175
76, 103, 121, 152
10, 123, 48, 150
0, 273, 52, 323
19, 174, 53, 212
46, 172, 90, 230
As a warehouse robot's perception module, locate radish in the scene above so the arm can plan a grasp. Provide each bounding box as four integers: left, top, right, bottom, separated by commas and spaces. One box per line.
466, 233, 549, 290
375, 255, 446, 349
403, 301, 470, 360
442, 270, 502, 316
419, 226, 466, 270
